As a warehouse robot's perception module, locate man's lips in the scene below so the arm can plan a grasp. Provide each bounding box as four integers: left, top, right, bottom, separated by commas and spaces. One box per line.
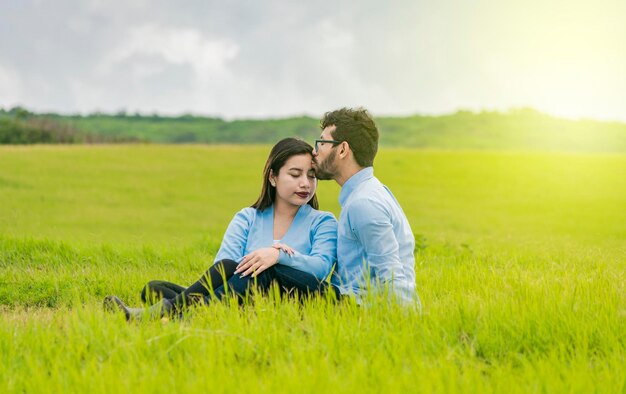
295, 192, 309, 198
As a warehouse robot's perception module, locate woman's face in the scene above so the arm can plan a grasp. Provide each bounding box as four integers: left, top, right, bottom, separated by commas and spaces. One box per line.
271, 153, 317, 208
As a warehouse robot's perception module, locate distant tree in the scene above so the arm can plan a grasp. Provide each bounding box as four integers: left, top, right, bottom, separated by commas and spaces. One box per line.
9, 106, 32, 121
172, 132, 198, 143
177, 113, 196, 121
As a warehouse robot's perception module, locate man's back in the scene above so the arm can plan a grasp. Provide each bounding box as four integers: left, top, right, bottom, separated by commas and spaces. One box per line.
331, 167, 417, 303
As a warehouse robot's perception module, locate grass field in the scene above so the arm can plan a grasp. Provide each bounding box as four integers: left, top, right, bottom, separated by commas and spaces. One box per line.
1, 145, 625, 393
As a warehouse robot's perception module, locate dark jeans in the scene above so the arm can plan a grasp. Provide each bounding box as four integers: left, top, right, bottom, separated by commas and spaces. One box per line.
141, 259, 239, 305
141, 259, 334, 310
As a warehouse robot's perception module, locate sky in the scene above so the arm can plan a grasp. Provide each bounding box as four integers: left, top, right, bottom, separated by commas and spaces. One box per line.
0, 0, 625, 121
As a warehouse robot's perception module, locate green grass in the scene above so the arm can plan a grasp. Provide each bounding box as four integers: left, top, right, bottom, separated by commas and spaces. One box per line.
1, 145, 625, 393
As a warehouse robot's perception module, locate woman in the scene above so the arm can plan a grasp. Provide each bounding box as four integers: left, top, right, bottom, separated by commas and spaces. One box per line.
104, 138, 337, 320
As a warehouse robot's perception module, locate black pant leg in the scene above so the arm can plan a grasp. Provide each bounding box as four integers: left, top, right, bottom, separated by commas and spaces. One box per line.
184, 259, 239, 295
169, 259, 239, 310
272, 265, 331, 299
208, 265, 332, 304
141, 280, 187, 303
210, 267, 277, 304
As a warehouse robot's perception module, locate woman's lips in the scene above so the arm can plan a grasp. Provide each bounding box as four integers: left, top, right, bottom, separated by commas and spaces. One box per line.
295, 192, 309, 199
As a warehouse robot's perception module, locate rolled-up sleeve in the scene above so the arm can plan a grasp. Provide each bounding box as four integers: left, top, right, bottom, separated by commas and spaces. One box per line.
276, 212, 337, 280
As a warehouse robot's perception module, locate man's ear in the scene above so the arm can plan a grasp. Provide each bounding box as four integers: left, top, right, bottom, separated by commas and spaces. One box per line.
338, 141, 350, 159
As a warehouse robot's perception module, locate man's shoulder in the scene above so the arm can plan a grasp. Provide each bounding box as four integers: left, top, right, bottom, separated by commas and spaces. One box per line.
344, 192, 389, 220
345, 177, 390, 206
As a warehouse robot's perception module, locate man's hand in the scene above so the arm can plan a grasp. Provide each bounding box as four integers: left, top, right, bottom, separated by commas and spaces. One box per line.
235, 247, 280, 277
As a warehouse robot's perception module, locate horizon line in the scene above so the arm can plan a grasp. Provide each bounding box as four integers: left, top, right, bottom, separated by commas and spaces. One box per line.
1, 105, 625, 125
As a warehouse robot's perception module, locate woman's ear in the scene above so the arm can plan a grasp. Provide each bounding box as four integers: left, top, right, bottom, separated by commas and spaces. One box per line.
269, 169, 277, 187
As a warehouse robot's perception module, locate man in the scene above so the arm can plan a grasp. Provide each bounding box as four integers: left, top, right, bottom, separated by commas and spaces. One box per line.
313, 107, 419, 305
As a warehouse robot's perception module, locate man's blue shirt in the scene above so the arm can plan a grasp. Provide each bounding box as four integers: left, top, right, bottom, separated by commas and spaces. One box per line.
331, 167, 417, 303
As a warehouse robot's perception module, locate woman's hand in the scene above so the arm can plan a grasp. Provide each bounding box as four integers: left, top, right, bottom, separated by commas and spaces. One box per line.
272, 242, 295, 256
235, 247, 280, 277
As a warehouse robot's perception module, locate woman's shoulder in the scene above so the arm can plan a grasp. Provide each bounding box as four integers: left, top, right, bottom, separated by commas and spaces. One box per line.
237, 206, 257, 216
231, 206, 263, 223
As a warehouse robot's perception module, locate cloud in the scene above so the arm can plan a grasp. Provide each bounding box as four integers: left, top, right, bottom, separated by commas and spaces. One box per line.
99, 24, 239, 82
0, 64, 22, 104
0, 0, 625, 120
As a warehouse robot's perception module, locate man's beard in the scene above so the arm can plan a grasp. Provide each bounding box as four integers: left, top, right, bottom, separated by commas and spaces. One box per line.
314, 149, 337, 180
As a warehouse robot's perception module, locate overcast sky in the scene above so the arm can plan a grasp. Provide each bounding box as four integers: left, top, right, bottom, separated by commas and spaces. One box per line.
1, 0, 625, 120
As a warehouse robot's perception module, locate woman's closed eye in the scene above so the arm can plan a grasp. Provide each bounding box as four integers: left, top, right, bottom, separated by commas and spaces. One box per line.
288, 170, 302, 177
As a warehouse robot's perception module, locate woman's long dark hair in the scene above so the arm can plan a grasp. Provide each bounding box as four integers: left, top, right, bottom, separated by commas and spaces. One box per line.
252, 138, 319, 211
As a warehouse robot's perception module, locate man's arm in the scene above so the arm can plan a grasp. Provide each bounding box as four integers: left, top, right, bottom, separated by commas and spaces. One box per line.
349, 199, 408, 287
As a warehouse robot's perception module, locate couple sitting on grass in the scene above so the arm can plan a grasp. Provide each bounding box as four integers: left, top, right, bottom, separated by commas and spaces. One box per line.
104, 107, 419, 320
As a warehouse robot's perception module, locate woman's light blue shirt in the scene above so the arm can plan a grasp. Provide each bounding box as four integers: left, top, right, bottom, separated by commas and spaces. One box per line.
214, 204, 338, 280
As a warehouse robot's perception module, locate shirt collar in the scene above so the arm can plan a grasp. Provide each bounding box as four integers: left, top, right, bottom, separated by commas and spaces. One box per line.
264, 202, 312, 217
339, 167, 374, 207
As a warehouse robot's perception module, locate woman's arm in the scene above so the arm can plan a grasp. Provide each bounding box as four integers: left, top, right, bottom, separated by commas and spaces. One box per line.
275, 213, 338, 280
213, 208, 254, 263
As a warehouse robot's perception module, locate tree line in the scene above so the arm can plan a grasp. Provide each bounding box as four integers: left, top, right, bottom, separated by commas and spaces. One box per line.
1, 106, 625, 153
0, 107, 142, 144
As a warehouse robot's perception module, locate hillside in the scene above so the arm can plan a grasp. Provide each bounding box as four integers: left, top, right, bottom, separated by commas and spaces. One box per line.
1, 107, 625, 153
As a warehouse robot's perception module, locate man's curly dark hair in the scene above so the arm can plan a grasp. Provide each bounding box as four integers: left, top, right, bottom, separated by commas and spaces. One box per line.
320, 107, 379, 167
